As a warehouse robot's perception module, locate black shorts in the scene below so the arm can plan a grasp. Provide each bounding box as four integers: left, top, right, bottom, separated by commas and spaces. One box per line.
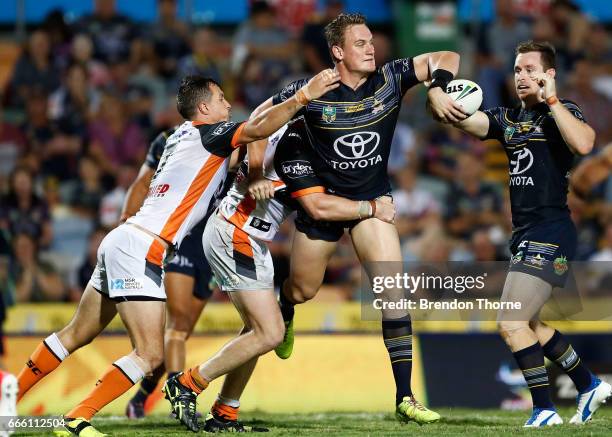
165, 226, 214, 300
295, 210, 359, 242
294, 193, 393, 242
508, 217, 577, 288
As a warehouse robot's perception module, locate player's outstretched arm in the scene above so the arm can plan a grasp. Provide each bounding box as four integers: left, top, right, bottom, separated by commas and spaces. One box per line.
452, 110, 490, 140
413, 51, 467, 123
298, 193, 396, 224
237, 69, 340, 144
120, 163, 154, 222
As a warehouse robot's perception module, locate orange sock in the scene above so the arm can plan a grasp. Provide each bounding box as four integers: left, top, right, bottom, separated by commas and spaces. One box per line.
66, 357, 144, 420
178, 367, 209, 394
212, 400, 239, 421
17, 340, 63, 402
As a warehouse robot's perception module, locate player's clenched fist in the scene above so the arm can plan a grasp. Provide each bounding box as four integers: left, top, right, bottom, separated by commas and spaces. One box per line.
299, 69, 341, 103
529, 72, 556, 100
374, 198, 396, 224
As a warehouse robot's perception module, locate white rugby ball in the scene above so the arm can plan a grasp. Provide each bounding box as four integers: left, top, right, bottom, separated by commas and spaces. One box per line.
445, 79, 483, 115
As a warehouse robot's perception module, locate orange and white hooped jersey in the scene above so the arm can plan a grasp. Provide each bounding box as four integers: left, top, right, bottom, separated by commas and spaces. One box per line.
219, 124, 293, 242
127, 120, 245, 266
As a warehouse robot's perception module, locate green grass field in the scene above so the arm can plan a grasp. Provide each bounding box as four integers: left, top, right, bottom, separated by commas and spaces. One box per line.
12, 408, 612, 436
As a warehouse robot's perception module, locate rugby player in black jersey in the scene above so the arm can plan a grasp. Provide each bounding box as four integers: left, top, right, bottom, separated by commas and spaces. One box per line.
250, 13, 466, 424
451, 41, 610, 427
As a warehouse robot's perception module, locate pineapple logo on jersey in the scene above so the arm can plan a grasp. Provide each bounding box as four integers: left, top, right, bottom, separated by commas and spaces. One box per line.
322, 105, 336, 123
553, 256, 568, 275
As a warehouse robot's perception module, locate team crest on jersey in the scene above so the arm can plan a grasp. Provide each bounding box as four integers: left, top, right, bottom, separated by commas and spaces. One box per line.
371, 99, 385, 115
322, 105, 336, 123
504, 125, 516, 142
553, 256, 568, 275
511, 251, 523, 264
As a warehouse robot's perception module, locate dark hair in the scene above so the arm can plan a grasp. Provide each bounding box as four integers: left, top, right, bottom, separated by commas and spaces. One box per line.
324, 13, 367, 62
176, 75, 219, 120
515, 40, 556, 70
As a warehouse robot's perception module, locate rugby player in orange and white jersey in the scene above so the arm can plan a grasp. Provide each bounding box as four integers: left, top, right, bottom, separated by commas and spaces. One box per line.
164, 119, 395, 432
15, 70, 340, 436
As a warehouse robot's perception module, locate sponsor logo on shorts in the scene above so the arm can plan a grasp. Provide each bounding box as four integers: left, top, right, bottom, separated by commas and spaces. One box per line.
218, 274, 240, 289
168, 255, 194, 268
525, 253, 547, 268
249, 217, 272, 232
282, 160, 314, 179
110, 278, 144, 290
553, 256, 568, 276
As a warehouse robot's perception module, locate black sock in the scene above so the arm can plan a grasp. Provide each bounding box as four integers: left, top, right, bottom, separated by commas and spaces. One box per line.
131, 376, 160, 404
382, 316, 413, 405
513, 342, 554, 409
168, 371, 180, 381
542, 330, 593, 392
279, 282, 295, 323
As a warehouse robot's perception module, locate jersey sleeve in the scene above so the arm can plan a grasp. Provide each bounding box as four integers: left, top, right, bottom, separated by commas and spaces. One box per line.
273, 129, 325, 198
562, 100, 586, 122
385, 58, 420, 96
272, 78, 310, 105
482, 107, 506, 142
199, 121, 246, 157
145, 129, 173, 169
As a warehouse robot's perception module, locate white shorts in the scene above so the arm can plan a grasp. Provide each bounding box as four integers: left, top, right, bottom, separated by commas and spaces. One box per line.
89, 225, 166, 301
203, 214, 274, 292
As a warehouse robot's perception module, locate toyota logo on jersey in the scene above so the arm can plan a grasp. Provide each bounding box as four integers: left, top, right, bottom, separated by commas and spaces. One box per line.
330, 132, 382, 170
333, 132, 380, 159
509, 148, 535, 186
510, 148, 533, 175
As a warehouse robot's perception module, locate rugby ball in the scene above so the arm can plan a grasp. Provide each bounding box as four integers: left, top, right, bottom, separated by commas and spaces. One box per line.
445, 79, 483, 115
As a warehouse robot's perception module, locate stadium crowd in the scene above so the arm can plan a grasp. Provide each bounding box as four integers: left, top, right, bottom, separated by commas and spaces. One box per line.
0, 0, 610, 304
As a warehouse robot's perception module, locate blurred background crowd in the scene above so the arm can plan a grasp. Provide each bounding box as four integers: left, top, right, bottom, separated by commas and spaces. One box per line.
0, 0, 610, 304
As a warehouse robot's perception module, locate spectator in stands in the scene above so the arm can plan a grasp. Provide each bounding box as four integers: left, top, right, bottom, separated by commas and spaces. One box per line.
6, 29, 61, 110
476, 0, 531, 108
176, 27, 223, 88
0, 166, 52, 249
42, 9, 73, 73
20, 88, 79, 183
49, 62, 101, 138
549, 0, 590, 70
392, 165, 441, 244
9, 232, 66, 302
70, 34, 111, 87
88, 92, 147, 174
233, 1, 296, 108
72, 0, 138, 64
471, 229, 505, 262
300, 0, 343, 73
0, 102, 27, 178
73, 227, 107, 301
423, 124, 483, 182
99, 163, 137, 228
584, 24, 612, 76
445, 153, 503, 239
66, 156, 104, 219
564, 60, 612, 146
149, 0, 191, 82
589, 223, 612, 262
